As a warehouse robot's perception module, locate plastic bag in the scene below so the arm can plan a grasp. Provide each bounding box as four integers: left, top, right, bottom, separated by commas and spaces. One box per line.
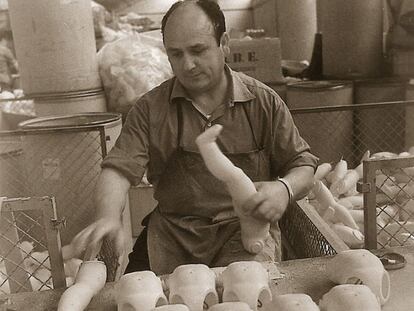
97, 32, 173, 115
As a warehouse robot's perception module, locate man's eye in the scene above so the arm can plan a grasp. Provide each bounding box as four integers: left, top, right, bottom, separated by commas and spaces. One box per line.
170, 51, 182, 58
192, 48, 205, 55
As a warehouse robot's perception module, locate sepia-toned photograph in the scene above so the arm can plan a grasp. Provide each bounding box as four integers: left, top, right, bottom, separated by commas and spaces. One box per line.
0, 0, 413, 310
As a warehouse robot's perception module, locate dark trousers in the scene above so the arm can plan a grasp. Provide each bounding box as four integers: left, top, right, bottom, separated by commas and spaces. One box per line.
124, 226, 150, 273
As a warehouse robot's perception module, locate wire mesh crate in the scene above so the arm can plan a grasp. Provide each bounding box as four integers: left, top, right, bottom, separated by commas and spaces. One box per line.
289, 98, 414, 251
359, 155, 414, 249
290, 100, 414, 168
279, 200, 349, 260
0, 125, 106, 247
0, 196, 65, 294
0, 114, 124, 285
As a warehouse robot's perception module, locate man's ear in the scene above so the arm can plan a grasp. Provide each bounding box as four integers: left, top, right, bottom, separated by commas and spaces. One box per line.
220, 32, 230, 56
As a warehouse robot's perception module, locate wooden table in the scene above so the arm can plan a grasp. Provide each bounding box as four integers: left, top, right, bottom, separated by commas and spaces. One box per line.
1, 246, 413, 311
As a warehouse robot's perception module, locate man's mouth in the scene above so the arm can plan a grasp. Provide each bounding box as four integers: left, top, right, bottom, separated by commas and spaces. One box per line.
187, 72, 203, 78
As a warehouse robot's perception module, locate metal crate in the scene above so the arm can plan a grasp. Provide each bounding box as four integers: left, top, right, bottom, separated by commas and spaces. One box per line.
0, 196, 65, 294
0, 124, 121, 284
0, 126, 107, 247
359, 155, 414, 249
280, 200, 349, 260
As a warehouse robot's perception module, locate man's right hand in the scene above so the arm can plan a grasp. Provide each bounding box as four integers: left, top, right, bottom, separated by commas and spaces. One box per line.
63, 217, 126, 262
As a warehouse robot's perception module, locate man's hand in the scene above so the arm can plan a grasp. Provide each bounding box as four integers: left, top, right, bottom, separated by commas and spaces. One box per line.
63, 217, 125, 262
241, 181, 290, 223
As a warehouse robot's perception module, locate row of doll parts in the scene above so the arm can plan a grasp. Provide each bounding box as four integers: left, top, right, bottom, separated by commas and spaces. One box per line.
149, 284, 383, 311
116, 261, 272, 311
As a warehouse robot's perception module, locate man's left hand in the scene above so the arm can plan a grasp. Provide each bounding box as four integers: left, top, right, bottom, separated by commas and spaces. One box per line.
241, 181, 290, 223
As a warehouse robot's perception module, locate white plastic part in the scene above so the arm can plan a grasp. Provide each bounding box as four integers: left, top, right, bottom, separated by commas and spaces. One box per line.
312, 180, 358, 229
195, 124, 270, 254
168, 264, 219, 311
116, 271, 168, 311
222, 261, 272, 311
271, 294, 319, 311
314, 163, 333, 181
152, 304, 190, 311
57, 260, 107, 311
57, 283, 95, 311
330, 223, 364, 249
75, 260, 107, 294
319, 284, 381, 311
208, 302, 252, 311
326, 249, 390, 305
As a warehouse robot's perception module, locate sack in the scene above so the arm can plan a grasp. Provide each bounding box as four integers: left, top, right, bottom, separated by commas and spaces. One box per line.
98, 32, 173, 115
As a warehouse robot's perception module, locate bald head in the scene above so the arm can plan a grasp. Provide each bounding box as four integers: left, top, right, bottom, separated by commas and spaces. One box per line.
161, 0, 226, 45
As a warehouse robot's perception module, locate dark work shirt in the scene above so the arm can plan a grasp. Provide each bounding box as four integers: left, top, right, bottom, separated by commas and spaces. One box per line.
102, 66, 318, 186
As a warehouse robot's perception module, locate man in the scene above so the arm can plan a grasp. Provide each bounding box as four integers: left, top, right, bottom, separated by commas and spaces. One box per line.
74, 0, 318, 275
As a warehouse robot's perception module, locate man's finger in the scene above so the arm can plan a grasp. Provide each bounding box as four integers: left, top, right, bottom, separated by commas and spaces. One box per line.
84, 239, 103, 261
113, 229, 126, 263
84, 225, 109, 260
64, 224, 96, 260
242, 193, 266, 215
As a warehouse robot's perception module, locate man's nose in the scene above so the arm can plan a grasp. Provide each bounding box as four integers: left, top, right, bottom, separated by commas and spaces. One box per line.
182, 54, 196, 71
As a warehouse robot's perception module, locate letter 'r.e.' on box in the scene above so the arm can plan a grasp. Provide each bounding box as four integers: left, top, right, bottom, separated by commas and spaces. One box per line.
226, 37, 284, 84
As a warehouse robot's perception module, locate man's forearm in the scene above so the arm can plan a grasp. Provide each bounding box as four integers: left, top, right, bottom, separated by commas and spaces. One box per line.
280, 166, 315, 202
94, 167, 132, 221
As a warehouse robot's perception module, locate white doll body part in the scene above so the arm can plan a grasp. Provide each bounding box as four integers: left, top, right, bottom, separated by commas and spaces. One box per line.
152, 305, 190, 311
312, 180, 359, 230
208, 302, 253, 311
116, 270, 168, 311
330, 223, 364, 248
319, 284, 381, 311
57, 283, 95, 311
272, 293, 320, 311
168, 264, 219, 311
195, 124, 270, 254
326, 249, 390, 305
222, 261, 272, 311
57, 260, 107, 311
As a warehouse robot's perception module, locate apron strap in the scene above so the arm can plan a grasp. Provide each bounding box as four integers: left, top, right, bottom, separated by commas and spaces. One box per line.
177, 101, 184, 148
241, 103, 261, 150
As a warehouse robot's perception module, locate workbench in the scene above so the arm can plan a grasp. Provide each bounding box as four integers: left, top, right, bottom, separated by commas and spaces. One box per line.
1, 246, 413, 311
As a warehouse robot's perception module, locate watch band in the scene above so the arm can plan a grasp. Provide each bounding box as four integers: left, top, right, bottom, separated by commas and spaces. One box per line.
277, 177, 294, 204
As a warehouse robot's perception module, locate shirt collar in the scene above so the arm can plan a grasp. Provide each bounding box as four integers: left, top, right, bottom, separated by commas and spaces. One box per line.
170, 65, 255, 106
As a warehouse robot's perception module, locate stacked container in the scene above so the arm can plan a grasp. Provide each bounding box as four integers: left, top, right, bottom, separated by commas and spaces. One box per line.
8, 0, 106, 116
318, 0, 384, 79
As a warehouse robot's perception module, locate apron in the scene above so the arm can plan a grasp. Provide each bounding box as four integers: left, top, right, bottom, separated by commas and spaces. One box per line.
147, 102, 275, 275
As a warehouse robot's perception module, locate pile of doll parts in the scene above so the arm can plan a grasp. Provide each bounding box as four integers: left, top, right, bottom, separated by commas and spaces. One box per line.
308, 149, 414, 249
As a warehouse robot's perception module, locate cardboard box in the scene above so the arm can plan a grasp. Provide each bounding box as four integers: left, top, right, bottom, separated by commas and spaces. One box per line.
391, 48, 414, 77
226, 37, 284, 83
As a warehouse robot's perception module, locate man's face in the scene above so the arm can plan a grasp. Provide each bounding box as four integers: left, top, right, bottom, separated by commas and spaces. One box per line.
163, 4, 228, 95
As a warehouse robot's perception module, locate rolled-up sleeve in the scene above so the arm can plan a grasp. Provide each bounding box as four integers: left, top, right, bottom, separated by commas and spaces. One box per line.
270, 96, 319, 176
101, 100, 150, 186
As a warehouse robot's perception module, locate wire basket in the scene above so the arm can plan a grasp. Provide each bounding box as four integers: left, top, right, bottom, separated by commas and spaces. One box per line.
359, 155, 414, 249
0, 116, 124, 286
0, 195, 121, 296
0, 126, 105, 247
0, 196, 65, 294
280, 200, 349, 260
